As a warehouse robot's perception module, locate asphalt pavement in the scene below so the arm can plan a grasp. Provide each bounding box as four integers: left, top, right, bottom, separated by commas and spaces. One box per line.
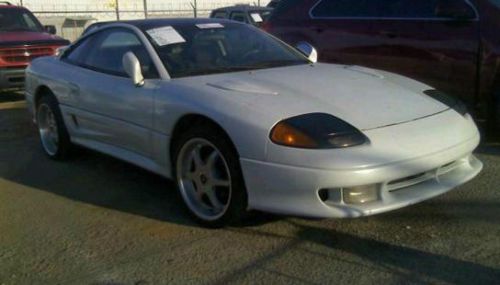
0, 90, 499, 285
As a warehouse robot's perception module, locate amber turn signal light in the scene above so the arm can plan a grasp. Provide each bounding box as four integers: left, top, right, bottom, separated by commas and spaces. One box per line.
270, 122, 318, 148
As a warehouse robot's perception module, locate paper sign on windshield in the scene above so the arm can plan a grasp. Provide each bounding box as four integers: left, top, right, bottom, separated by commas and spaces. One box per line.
196, 23, 225, 29
250, 13, 263, 23
147, 26, 186, 46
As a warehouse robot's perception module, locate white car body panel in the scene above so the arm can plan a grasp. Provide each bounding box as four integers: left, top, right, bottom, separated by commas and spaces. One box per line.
24, 22, 482, 218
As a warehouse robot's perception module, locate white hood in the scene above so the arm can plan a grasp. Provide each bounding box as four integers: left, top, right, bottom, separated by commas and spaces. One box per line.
187, 63, 449, 130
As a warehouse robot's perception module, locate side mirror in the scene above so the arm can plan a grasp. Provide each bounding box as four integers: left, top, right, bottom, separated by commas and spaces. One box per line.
122, 52, 145, 87
44, 25, 57, 35
295, 42, 318, 63
435, 0, 476, 20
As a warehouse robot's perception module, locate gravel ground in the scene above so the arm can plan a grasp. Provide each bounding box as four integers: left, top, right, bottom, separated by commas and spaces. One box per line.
0, 91, 499, 285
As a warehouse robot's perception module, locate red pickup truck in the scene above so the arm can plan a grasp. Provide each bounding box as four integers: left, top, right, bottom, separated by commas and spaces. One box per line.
0, 2, 69, 90
264, 0, 500, 134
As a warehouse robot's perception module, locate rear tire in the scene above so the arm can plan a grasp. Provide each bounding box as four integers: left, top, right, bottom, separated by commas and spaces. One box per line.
173, 124, 248, 228
36, 94, 72, 160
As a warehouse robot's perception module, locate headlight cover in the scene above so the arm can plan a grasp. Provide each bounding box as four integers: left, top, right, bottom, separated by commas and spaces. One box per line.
424, 89, 468, 116
270, 113, 369, 149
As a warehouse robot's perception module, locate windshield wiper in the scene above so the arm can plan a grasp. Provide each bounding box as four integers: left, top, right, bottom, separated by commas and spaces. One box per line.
175, 61, 308, 77
250, 60, 308, 68
182, 66, 258, 76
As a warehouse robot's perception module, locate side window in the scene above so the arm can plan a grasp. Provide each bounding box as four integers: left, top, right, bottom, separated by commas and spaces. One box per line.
379, 0, 438, 18
65, 36, 96, 65
434, 0, 477, 19
212, 11, 227, 19
22, 13, 39, 30
311, 0, 380, 18
311, 0, 475, 19
66, 29, 158, 79
491, 0, 500, 7
230, 12, 247, 23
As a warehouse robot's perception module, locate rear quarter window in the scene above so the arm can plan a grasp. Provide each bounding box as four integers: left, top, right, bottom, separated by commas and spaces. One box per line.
490, 0, 500, 7
211, 11, 227, 19
268, 0, 303, 19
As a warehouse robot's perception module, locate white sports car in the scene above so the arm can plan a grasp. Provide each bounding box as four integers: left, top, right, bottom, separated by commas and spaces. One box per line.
25, 19, 483, 227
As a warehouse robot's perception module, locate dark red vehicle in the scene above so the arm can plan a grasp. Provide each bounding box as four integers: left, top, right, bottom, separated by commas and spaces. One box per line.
264, 0, 500, 133
0, 2, 69, 90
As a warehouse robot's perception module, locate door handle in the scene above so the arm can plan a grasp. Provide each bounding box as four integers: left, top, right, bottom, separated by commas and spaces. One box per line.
380, 31, 398, 39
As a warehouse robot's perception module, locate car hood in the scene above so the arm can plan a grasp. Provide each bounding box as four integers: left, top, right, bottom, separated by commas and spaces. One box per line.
0, 31, 68, 47
197, 63, 449, 131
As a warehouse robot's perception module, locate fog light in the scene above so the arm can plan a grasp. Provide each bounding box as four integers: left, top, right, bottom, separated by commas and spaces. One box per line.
343, 185, 379, 204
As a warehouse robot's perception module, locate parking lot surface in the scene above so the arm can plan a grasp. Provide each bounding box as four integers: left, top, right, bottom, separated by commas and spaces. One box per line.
0, 91, 499, 284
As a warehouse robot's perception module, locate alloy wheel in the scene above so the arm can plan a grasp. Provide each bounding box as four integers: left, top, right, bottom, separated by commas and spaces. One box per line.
176, 138, 232, 221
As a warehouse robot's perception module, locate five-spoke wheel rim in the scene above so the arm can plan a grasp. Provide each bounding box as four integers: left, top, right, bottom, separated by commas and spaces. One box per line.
37, 104, 59, 156
176, 138, 232, 221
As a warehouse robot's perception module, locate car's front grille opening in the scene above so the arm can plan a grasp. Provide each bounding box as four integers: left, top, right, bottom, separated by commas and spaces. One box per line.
438, 160, 461, 175
388, 172, 427, 186
8, 77, 24, 83
318, 188, 342, 203
387, 160, 462, 193
0, 46, 55, 65
318, 189, 329, 202
441, 161, 455, 168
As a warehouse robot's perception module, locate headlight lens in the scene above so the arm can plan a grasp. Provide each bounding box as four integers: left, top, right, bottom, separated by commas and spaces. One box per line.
270, 113, 369, 149
424, 89, 468, 116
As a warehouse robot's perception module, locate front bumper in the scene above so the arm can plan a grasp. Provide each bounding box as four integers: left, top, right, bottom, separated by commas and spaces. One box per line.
240, 135, 482, 218
0, 67, 26, 90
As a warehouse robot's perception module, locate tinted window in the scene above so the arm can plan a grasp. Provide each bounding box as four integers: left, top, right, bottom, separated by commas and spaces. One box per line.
66, 28, 158, 78
491, 0, 500, 7
211, 11, 227, 19
311, 0, 472, 18
269, 0, 301, 20
65, 36, 96, 64
144, 23, 309, 78
267, 0, 280, 8
311, 0, 380, 17
230, 12, 247, 23
0, 9, 43, 32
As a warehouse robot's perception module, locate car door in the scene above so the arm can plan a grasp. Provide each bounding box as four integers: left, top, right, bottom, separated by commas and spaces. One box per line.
308, 0, 479, 105
304, 0, 381, 67
365, 0, 480, 106
61, 28, 160, 158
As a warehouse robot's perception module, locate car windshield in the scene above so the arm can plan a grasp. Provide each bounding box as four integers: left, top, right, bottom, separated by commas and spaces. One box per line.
0, 9, 43, 32
143, 22, 309, 78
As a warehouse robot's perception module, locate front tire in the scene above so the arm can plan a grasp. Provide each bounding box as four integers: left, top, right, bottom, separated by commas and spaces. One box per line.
36, 95, 72, 160
173, 125, 248, 227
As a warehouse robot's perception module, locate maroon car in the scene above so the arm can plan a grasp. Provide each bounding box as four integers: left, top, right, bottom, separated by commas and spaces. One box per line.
0, 2, 69, 90
264, 0, 500, 133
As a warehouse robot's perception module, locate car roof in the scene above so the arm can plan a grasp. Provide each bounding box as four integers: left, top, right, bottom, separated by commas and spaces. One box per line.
0, 4, 26, 9
212, 5, 273, 13
87, 18, 239, 32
